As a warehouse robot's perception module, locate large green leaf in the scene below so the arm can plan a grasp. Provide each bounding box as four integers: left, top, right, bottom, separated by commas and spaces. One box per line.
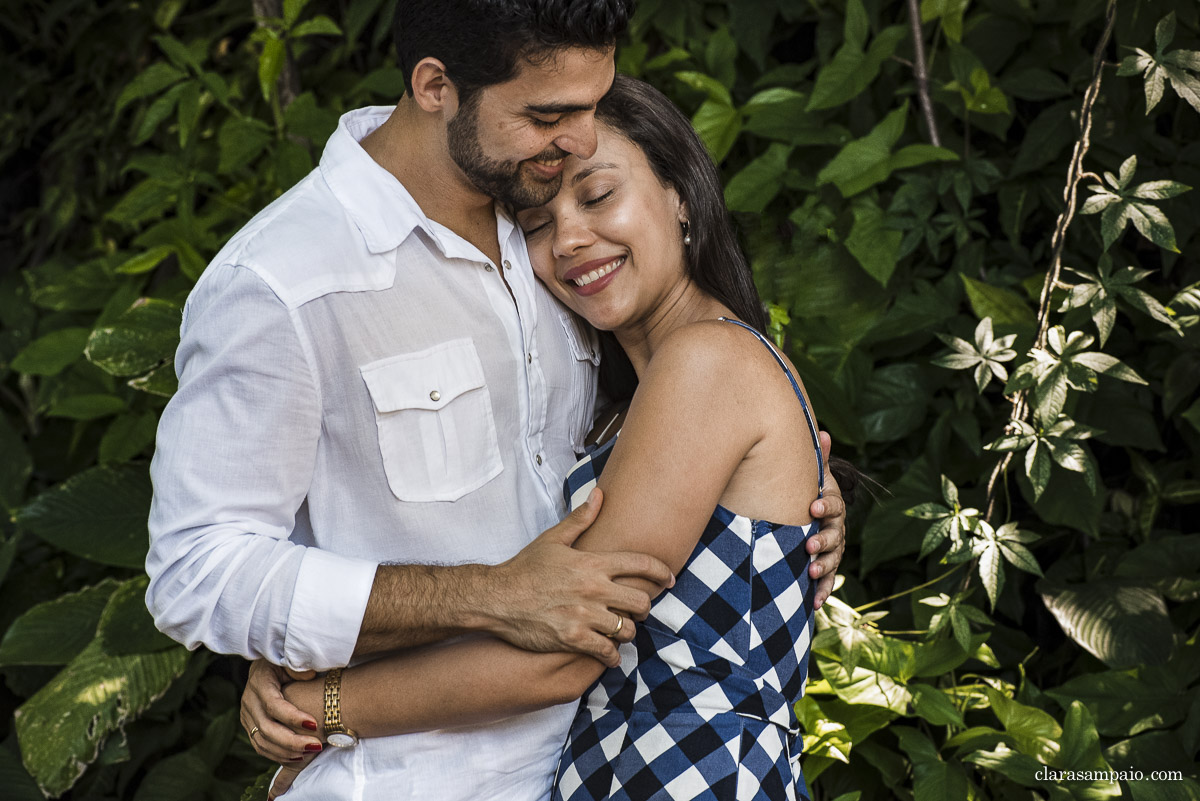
724, 143, 792, 213
910, 683, 966, 727
0, 579, 120, 666
9, 328, 90, 376
814, 654, 912, 713
14, 638, 189, 797
860, 363, 931, 443
98, 575, 177, 655
984, 686, 1062, 764
893, 726, 969, 801
1038, 579, 1176, 669
1046, 668, 1184, 737
15, 464, 152, 569
817, 103, 957, 197
690, 98, 741, 163
845, 199, 903, 286
85, 298, 181, 377
0, 414, 31, 512
960, 275, 1037, 331
817, 105, 905, 197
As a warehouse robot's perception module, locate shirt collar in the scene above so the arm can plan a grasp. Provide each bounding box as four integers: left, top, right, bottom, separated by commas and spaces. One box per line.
319, 107, 527, 264
319, 106, 432, 256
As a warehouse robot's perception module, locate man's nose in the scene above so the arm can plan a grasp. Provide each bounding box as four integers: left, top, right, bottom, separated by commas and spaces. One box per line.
554, 114, 598, 160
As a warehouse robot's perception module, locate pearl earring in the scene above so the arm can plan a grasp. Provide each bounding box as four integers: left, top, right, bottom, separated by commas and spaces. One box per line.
682, 220, 692, 246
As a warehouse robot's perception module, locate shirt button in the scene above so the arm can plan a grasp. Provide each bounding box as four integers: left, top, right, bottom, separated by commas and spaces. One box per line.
535, 454, 543, 466
429, 390, 441, 402
485, 264, 494, 272
503, 260, 512, 270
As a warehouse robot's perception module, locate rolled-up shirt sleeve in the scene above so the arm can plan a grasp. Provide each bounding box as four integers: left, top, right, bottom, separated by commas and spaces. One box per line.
146, 263, 377, 671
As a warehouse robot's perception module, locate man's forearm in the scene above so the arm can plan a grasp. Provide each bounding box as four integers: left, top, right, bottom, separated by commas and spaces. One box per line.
353, 562, 501, 657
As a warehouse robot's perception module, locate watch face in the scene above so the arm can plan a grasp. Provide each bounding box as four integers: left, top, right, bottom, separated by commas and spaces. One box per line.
327, 731, 358, 748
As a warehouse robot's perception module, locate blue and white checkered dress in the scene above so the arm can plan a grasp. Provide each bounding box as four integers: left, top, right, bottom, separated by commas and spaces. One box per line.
552, 319, 822, 801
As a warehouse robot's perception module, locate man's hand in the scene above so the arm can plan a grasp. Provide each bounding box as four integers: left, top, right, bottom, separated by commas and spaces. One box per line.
807, 431, 848, 610
483, 488, 674, 668
241, 660, 322, 764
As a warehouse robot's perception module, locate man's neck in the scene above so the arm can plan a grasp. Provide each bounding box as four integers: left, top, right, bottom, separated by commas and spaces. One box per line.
361, 99, 502, 265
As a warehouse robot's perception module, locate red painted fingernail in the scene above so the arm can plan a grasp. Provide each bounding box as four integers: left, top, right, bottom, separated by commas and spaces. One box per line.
305, 743, 323, 752
302, 720, 318, 731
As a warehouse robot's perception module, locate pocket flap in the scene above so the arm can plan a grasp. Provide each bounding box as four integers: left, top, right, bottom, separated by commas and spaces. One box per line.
360, 339, 486, 412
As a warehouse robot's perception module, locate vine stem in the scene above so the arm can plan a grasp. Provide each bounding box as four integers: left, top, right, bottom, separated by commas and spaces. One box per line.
854, 562, 966, 612
252, 0, 301, 110
906, 0, 942, 146
982, 0, 1119, 525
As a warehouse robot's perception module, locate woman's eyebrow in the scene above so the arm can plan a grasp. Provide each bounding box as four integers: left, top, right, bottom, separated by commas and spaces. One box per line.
571, 163, 618, 185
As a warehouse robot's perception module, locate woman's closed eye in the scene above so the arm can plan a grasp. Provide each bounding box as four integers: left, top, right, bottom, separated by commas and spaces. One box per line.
520, 216, 552, 237
583, 189, 614, 207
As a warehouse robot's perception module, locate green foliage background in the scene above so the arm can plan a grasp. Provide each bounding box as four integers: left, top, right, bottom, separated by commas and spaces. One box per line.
1, 0, 1198, 798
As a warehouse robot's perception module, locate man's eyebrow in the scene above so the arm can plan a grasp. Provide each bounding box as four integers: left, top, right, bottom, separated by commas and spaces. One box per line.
524, 102, 595, 115
571, 163, 617, 185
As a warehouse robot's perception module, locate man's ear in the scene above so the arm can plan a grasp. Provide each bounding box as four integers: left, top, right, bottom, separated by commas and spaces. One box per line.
410, 57, 458, 115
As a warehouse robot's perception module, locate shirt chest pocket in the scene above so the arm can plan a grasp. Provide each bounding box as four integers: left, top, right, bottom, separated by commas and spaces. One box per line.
360, 339, 503, 503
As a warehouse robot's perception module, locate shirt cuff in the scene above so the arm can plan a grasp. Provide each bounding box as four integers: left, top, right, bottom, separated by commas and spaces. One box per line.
283, 548, 379, 671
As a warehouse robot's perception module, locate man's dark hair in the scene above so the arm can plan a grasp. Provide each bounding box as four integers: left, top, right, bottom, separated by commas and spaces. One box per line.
394, 0, 633, 101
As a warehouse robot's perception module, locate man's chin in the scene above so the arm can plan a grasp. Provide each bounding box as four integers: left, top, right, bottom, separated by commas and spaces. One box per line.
502, 173, 562, 210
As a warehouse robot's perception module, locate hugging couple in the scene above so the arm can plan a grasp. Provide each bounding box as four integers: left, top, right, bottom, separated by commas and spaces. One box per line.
144, 1, 855, 799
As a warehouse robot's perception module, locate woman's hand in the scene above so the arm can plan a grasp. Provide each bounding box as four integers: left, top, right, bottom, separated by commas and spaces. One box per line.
241, 660, 324, 763
807, 431, 848, 610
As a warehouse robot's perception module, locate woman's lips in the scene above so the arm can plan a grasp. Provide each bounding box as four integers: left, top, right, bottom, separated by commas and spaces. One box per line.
565, 255, 625, 296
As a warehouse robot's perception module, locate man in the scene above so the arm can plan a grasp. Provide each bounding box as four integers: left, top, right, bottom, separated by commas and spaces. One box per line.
146, 1, 847, 799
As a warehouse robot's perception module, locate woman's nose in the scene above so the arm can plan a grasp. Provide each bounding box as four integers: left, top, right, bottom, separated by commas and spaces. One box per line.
552, 212, 594, 258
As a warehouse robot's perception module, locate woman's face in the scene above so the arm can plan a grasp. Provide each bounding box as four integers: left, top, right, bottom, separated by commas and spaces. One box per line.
516, 124, 688, 333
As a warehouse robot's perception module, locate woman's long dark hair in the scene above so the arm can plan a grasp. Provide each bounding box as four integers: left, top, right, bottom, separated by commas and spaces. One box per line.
593, 75, 767, 404
592, 75, 860, 502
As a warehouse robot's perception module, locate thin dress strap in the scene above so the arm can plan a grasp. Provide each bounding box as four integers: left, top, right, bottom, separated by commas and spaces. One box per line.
717, 317, 824, 496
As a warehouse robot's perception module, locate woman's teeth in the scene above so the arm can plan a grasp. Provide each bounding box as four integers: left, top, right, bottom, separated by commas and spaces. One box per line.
572, 256, 624, 287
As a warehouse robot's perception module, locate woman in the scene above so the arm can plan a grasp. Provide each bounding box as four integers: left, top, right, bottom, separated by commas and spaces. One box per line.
248, 75, 830, 801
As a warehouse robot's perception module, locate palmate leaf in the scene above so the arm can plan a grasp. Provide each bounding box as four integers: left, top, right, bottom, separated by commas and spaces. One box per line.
933, 317, 1016, 392
1025, 440, 1052, 499
1126, 200, 1179, 252
1081, 150, 1190, 252
1163, 64, 1200, 114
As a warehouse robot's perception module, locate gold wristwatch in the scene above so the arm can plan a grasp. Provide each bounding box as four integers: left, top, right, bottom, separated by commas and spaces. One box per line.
322, 668, 359, 748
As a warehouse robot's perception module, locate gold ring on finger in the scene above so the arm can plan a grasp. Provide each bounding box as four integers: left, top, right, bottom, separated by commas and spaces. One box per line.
606, 614, 623, 639
249, 725, 261, 739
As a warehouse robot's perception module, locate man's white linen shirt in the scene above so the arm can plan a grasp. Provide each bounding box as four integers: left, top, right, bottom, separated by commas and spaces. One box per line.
146, 106, 600, 801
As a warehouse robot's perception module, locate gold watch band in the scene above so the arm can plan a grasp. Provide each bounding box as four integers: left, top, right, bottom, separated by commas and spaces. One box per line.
322, 667, 358, 747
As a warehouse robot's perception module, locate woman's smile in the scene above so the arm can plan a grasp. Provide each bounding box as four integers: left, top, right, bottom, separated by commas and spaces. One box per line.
564, 254, 626, 294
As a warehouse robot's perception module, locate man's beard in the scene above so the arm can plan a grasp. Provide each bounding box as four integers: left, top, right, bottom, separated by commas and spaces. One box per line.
447, 96, 566, 209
